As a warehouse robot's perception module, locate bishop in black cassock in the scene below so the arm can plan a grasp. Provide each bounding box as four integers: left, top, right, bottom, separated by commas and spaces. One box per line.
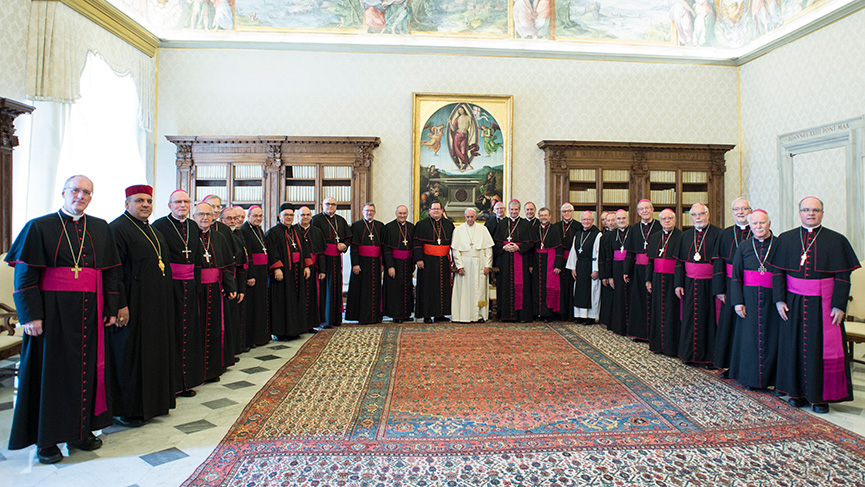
346, 204, 386, 325
152, 190, 205, 396
770, 197, 860, 412
492, 201, 535, 322
5, 176, 121, 462
532, 209, 563, 320
624, 200, 661, 340
645, 209, 682, 357
296, 207, 327, 331
266, 204, 312, 339
608, 210, 631, 335
107, 185, 176, 425
311, 198, 352, 328
554, 204, 578, 322
568, 211, 601, 324
239, 206, 270, 346
414, 202, 455, 322
674, 204, 721, 366
383, 206, 415, 323
597, 213, 616, 328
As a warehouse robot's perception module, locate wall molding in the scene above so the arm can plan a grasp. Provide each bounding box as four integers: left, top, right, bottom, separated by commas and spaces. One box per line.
54, 0, 160, 57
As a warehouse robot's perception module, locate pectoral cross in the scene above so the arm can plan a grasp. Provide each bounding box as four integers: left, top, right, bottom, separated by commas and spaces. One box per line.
203, 249, 211, 263
369, 232, 374, 240
437, 238, 441, 245
402, 238, 408, 246
643, 241, 648, 249
620, 246, 624, 252
335, 236, 340, 243
158, 258, 165, 277
694, 252, 701, 262
800, 253, 807, 267
262, 246, 267, 255
181, 247, 192, 258
506, 236, 512, 242
659, 248, 664, 257
758, 264, 767, 275
71, 265, 82, 279
540, 243, 544, 250
578, 247, 583, 254
291, 240, 297, 249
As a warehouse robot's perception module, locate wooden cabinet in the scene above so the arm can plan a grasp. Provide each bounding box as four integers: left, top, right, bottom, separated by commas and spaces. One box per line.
167, 136, 380, 229
539, 141, 733, 228
1, 98, 34, 253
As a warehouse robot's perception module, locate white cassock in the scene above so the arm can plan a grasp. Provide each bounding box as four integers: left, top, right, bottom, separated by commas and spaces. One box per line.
565, 232, 601, 319
451, 222, 494, 323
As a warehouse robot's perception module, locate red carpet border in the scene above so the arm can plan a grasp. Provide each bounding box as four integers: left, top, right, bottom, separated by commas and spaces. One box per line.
182, 323, 865, 486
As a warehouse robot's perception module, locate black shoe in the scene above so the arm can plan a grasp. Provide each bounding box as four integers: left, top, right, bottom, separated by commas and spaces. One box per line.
307, 328, 319, 334
205, 376, 221, 383
788, 397, 809, 408
812, 403, 829, 414
114, 417, 146, 428
177, 389, 197, 398
68, 432, 104, 450
37, 445, 63, 464
719, 370, 730, 379
242, 347, 251, 353
423, 317, 433, 324
393, 319, 404, 323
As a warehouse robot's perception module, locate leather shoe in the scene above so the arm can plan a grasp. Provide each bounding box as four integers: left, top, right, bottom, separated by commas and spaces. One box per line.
68, 433, 103, 451
812, 403, 829, 414
788, 397, 809, 408
423, 317, 433, 324
177, 389, 197, 398
114, 416, 146, 428
37, 445, 63, 464
719, 370, 730, 379
205, 376, 221, 383
393, 319, 404, 323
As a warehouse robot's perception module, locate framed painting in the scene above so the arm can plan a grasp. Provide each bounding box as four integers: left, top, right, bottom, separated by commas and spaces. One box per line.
412, 93, 513, 224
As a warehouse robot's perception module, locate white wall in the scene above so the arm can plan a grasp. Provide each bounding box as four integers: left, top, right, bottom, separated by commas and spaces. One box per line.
155, 49, 741, 224
740, 7, 865, 234
0, 0, 30, 101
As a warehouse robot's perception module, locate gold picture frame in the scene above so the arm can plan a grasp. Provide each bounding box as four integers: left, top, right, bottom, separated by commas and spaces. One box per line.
412, 93, 513, 224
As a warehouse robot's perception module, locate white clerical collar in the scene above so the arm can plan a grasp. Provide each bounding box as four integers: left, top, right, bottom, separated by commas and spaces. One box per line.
642, 220, 651, 225
300, 223, 310, 229
696, 226, 705, 232
664, 230, 670, 234
736, 223, 748, 230
526, 217, 535, 222
201, 228, 210, 234
803, 225, 820, 232
60, 207, 84, 221
510, 217, 518, 222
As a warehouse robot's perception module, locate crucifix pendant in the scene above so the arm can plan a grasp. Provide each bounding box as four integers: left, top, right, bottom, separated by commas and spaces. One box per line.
620, 246, 624, 252
694, 252, 701, 262
158, 258, 165, 277
540, 243, 544, 250
291, 240, 297, 249
659, 248, 664, 257
578, 247, 583, 254
507, 236, 512, 242
203, 250, 211, 263
335, 236, 340, 243
181, 247, 191, 257
369, 233, 374, 240
71, 265, 82, 279
800, 253, 807, 267
262, 246, 267, 255
402, 238, 408, 246
437, 238, 441, 245
643, 241, 648, 249
758, 264, 767, 275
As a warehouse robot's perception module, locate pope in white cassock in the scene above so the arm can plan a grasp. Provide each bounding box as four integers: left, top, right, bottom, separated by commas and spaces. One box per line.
566, 211, 602, 322
451, 208, 494, 323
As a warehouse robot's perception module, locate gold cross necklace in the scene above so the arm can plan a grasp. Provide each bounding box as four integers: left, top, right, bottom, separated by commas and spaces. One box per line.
58, 211, 86, 279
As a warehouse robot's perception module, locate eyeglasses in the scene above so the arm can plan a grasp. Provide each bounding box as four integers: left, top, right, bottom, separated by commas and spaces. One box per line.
690, 211, 708, 217
64, 187, 93, 196
731, 206, 751, 211
799, 208, 823, 214
324, 202, 337, 206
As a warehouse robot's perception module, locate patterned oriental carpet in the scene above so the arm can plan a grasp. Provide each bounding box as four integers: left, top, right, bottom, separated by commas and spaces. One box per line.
183, 323, 865, 486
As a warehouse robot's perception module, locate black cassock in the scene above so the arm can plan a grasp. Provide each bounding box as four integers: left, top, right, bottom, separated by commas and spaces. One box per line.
414, 217, 455, 319
493, 218, 535, 321
107, 212, 176, 420
229, 228, 248, 356
598, 229, 615, 327
645, 228, 682, 357
624, 220, 661, 340
198, 229, 236, 381
297, 223, 327, 330
532, 223, 563, 318
728, 235, 780, 389
770, 226, 860, 404
712, 225, 752, 369
674, 224, 721, 365
265, 223, 310, 338
608, 228, 630, 335
311, 212, 352, 327
486, 217, 504, 272
152, 215, 205, 393
346, 219, 386, 324
5, 211, 121, 450
571, 225, 600, 310
383, 219, 415, 321
239, 222, 270, 346
555, 219, 579, 321
213, 221, 245, 365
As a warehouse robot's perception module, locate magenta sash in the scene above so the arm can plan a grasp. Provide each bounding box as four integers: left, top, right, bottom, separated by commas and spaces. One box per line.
787, 275, 846, 401
392, 249, 411, 260
40, 267, 108, 416
513, 251, 524, 310
654, 258, 675, 274
635, 253, 649, 266
358, 245, 381, 258
171, 263, 194, 280
743, 270, 772, 288
324, 243, 340, 256
563, 250, 570, 261
613, 250, 626, 261
201, 268, 221, 284
536, 248, 560, 311
291, 252, 300, 263
685, 262, 713, 279
726, 263, 733, 278
252, 253, 268, 266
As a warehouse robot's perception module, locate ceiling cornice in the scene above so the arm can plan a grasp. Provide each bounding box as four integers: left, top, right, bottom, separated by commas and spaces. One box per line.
56, 0, 160, 57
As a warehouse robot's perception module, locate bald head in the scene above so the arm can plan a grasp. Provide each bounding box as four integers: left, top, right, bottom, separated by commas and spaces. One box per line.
615, 209, 629, 229
798, 196, 824, 228
168, 190, 192, 220
731, 197, 751, 226
659, 208, 676, 232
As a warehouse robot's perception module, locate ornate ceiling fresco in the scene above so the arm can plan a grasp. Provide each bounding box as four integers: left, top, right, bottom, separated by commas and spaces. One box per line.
107, 0, 863, 62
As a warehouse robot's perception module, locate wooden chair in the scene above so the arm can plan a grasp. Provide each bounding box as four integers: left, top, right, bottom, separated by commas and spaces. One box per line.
0, 302, 21, 378
846, 261, 865, 365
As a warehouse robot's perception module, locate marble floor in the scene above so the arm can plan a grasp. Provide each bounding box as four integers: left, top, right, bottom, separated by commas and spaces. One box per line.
1, 328, 864, 487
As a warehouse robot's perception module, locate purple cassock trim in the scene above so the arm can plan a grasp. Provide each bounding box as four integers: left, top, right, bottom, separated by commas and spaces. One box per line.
324, 244, 340, 256
40, 267, 108, 416
726, 263, 733, 278
563, 250, 570, 261
635, 253, 649, 266
392, 249, 411, 260
743, 270, 772, 288
200, 268, 225, 367
201, 268, 221, 284
787, 275, 847, 401
291, 253, 300, 263
685, 262, 713, 279
514, 251, 524, 310
613, 250, 626, 261
654, 258, 675, 274
536, 248, 560, 312
171, 263, 194, 280
358, 245, 381, 258
252, 253, 267, 266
